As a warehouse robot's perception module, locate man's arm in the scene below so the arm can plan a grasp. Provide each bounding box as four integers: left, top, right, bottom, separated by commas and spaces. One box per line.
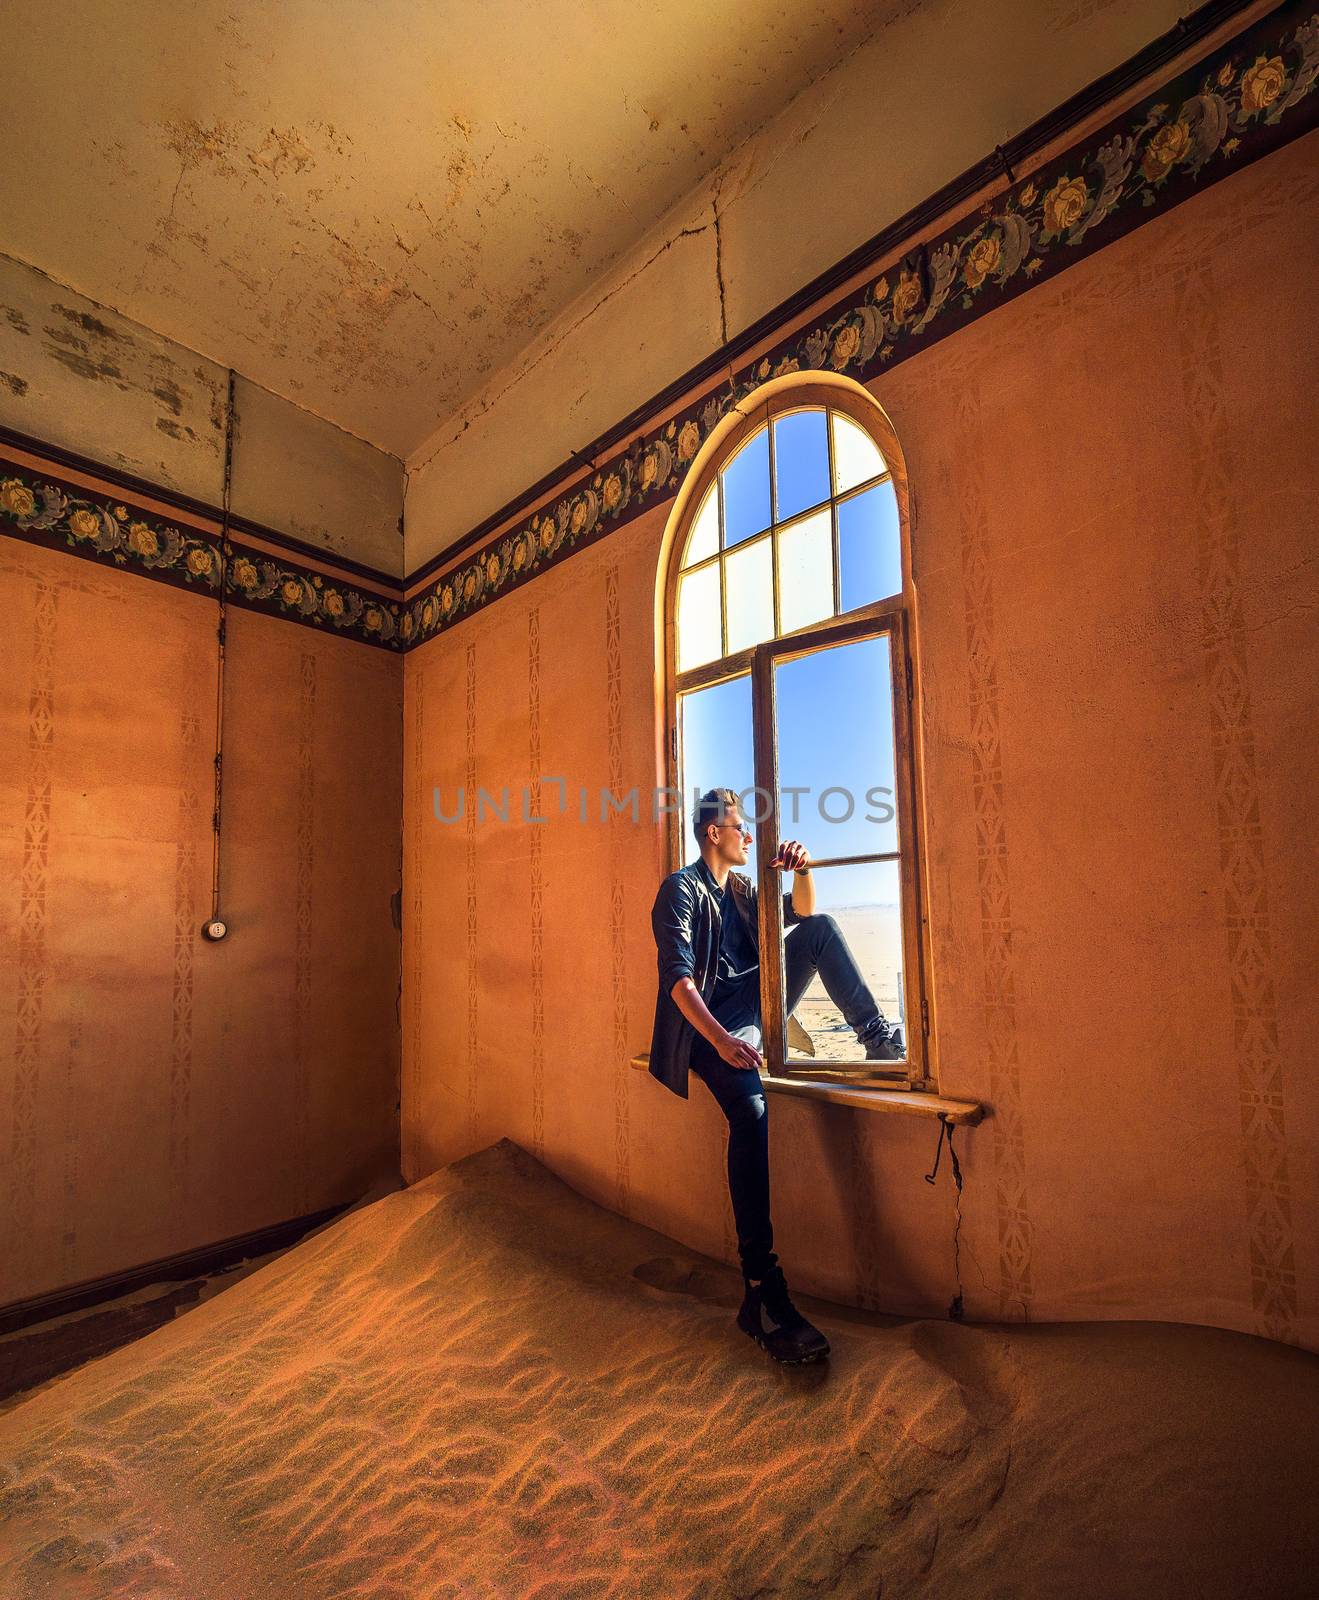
790, 869, 816, 919
670, 977, 761, 1071
771, 832, 813, 921
774, 838, 815, 923
652, 872, 699, 996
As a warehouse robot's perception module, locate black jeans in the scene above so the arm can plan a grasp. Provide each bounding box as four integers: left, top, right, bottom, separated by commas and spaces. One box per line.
689, 912, 889, 1281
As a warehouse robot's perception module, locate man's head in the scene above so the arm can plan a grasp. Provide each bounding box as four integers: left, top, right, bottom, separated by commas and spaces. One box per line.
693, 787, 751, 869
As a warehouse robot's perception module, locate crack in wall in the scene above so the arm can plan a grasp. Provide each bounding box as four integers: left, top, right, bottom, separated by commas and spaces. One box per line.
403, 2, 918, 481
408, 216, 715, 477
712, 172, 730, 347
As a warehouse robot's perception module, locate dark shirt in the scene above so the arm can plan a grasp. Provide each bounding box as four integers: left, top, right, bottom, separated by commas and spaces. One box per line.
709, 874, 764, 1038
714, 877, 758, 987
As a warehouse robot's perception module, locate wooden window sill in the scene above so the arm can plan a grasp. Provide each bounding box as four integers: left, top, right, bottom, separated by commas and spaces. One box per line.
628, 1054, 983, 1125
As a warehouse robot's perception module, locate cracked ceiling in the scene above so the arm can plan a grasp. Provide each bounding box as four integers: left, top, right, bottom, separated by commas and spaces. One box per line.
0, 0, 892, 459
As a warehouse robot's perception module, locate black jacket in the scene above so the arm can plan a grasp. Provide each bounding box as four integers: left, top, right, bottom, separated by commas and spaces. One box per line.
647, 856, 801, 1098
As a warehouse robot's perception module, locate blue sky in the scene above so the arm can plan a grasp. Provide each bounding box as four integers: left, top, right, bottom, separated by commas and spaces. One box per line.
680, 634, 899, 906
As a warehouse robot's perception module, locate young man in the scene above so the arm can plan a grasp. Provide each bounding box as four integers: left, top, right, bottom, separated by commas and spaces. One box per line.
648, 787, 904, 1365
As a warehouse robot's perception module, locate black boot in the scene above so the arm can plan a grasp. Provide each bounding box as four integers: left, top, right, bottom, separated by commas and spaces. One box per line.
737, 1265, 830, 1365
862, 1021, 905, 1062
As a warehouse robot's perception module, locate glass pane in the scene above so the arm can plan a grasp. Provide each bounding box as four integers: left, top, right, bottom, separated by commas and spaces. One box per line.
773, 409, 829, 523
721, 427, 771, 548
838, 481, 901, 609
831, 412, 885, 495
777, 508, 833, 636
678, 674, 753, 866
774, 634, 898, 858
676, 561, 722, 672
781, 860, 906, 1063
725, 535, 773, 655
683, 482, 719, 568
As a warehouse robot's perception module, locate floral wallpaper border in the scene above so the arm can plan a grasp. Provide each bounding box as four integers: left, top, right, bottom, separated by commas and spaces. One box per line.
403, 2, 1319, 653
0, 466, 406, 650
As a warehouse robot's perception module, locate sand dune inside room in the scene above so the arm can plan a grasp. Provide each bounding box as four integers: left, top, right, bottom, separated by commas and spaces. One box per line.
2, 1140, 1317, 1599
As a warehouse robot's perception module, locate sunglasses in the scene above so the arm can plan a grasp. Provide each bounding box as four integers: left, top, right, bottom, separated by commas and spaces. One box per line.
713, 822, 753, 838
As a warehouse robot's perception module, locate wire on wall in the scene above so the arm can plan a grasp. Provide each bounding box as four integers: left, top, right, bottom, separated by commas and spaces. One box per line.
203, 369, 237, 942
925, 1113, 966, 1321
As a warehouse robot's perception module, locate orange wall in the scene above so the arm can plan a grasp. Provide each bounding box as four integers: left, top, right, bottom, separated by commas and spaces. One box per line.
403, 131, 1319, 1351
1, 541, 401, 1306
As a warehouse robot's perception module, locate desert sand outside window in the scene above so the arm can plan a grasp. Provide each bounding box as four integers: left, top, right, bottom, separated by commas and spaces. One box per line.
664, 383, 930, 1089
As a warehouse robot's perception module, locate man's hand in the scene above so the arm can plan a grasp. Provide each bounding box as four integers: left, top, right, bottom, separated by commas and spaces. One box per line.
717, 1031, 764, 1071
772, 839, 811, 872
670, 978, 763, 1071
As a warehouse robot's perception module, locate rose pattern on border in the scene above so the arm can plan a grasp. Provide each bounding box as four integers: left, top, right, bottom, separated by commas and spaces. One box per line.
1, 470, 404, 649
404, 7, 1317, 652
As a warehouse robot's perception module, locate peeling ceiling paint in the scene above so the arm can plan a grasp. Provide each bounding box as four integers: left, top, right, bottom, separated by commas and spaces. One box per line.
0, 0, 896, 457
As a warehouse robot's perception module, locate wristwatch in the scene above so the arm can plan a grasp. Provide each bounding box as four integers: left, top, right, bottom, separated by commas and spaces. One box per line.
794, 866, 811, 875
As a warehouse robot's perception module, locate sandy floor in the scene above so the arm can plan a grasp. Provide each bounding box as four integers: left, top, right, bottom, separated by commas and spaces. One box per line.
791, 990, 905, 1062
1, 1139, 1316, 1598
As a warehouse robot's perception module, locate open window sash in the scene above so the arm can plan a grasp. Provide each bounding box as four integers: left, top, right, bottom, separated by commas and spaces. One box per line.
750, 602, 928, 1086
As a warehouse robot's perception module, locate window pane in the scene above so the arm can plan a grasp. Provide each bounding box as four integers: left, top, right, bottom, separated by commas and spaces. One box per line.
721, 427, 771, 548
781, 860, 906, 1063
682, 482, 719, 568
773, 633, 898, 858
838, 481, 901, 609
725, 534, 774, 655
676, 561, 722, 672
831, 412, 885, 495
773, 409, 829, 523
777, 508, 833, 635
679, 674, 752, 866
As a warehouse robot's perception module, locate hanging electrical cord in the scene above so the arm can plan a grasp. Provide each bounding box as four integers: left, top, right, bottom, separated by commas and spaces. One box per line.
924, 1112, 965, 1321
202, 369, 236, 943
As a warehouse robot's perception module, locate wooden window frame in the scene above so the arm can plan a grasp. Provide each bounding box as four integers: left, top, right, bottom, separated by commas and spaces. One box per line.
662, 381, 933, 1091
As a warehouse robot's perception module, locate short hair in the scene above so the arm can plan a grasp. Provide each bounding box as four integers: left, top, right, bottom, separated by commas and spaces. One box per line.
692, 787, 740, 846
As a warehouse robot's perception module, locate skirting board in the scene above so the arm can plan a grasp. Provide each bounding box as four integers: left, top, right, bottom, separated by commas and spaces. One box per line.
0, 1202, 352, 1337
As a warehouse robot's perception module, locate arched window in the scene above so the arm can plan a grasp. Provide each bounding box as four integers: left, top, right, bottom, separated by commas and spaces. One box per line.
662, 381, 928, 1088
